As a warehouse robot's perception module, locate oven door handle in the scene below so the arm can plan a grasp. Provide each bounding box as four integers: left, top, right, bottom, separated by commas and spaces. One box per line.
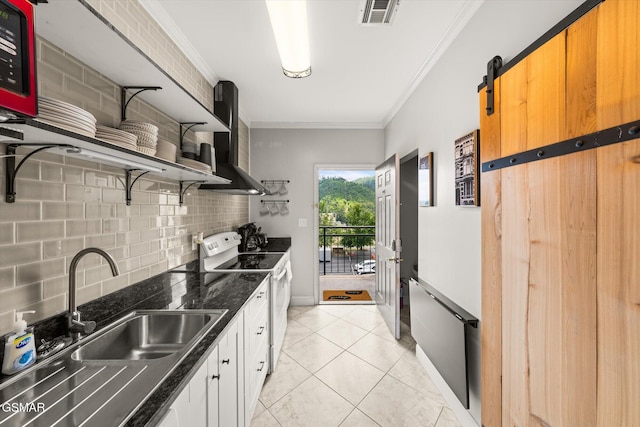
274, 268, 288, 281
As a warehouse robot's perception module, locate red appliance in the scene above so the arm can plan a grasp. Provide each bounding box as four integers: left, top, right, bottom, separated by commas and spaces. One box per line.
0, 0, 37, 120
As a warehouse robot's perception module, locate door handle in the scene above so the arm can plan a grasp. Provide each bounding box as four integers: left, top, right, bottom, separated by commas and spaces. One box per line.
275, 269, 287, 281
387, 258, 403, 263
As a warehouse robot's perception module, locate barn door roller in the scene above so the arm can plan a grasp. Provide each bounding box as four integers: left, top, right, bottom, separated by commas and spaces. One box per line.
483, 56, 502, 116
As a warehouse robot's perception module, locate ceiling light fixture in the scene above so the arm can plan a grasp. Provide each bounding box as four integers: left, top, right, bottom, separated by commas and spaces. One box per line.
265, 0, 312, 78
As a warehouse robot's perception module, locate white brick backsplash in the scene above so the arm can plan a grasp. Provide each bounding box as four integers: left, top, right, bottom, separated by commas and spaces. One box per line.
17, 221, 65, 243
17, 259, 66, 287
0, 268, 15, 292
0, 224, 14, 245
43, 202, 85, 220
43, 238, 85, 259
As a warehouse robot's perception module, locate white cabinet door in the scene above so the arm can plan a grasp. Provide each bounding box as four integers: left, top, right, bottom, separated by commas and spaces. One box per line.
188, 361, 209, 427
160, 310, 250, 427
158, 360, 209, 427
218, 319, 240, 427
244, 288, 270, 423
157, 381, 189, 427
207, 345, 220, 427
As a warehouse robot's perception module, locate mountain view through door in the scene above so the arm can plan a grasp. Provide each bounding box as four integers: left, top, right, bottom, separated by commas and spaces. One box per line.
318, 169, 376, 304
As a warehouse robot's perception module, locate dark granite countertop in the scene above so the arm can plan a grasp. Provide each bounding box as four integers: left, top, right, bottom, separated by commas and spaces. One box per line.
261, 237, 291, 252
0, 262, 270, 426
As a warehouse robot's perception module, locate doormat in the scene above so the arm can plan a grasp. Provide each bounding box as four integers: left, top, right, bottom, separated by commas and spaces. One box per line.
323, 290, 372, 301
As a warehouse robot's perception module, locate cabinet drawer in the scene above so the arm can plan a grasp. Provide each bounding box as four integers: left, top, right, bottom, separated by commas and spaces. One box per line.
246, 300, 269, 358
244, 279, 269, 325
246, 339, 269, 418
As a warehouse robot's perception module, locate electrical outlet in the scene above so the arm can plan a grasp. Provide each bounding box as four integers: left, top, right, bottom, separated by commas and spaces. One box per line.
298, 218, 308, 227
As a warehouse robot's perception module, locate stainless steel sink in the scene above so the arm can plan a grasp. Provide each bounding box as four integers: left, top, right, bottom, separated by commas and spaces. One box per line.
72, 309, 226, 361
0, 308, 228, 426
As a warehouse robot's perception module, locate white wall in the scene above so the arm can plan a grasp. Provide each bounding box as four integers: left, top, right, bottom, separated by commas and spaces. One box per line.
384, 0, 583, 424
249, 129, 384, 304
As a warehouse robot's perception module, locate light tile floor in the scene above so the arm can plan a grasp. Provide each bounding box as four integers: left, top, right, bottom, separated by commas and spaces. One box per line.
250, 304, 462, 427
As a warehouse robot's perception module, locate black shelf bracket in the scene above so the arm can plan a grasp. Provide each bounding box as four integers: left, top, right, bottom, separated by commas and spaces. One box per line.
179, 180, 204, 206
179, 122, 207, 146
482, 120, 640, 172
125, 169, 151, 206
483, 56, 502, 116
4, 143, 75, 203
121, 86, 162, 120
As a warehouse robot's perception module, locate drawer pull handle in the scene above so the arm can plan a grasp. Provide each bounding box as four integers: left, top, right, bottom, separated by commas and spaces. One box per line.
257, 361, 265, 372
222, 359, 230, 364
211, 374, 220, 380
257, 326, 265, 335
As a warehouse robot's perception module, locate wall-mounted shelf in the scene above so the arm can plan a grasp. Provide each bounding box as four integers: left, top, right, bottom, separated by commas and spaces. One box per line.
1, 121, 230, 203
35, 0, 228, 133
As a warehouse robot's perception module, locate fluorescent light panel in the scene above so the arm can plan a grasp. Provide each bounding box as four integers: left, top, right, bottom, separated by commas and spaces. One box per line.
67, 147, 165, 173
265, 0, 311, 78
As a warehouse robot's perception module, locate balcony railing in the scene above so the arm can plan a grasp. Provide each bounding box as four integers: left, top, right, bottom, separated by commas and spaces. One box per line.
319, 225, 375, 275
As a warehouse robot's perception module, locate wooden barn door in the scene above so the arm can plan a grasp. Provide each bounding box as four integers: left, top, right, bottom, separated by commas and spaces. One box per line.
480, 0, 639, 425
595, 0, 640, 424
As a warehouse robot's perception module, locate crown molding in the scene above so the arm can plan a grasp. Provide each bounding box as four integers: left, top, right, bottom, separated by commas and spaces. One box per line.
382, 0, 484, 127
139, 0, 219, 85
250, 121, 385, 130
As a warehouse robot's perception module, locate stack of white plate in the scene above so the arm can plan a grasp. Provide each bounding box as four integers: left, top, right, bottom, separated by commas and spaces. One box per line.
118, 120, 158, 156
177, 156, 212, 174
156, 138, 177, 162
95, 125, 138, 151
36, 96, 97, 138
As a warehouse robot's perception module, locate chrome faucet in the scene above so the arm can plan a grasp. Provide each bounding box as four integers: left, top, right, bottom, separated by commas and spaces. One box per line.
68, 248, 120, 340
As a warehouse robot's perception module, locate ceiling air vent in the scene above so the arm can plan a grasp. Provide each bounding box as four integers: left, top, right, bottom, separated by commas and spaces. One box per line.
360, 0, 400, 25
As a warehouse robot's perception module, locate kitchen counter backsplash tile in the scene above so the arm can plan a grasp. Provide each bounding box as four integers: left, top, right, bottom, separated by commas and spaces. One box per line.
0, 25, 251, 332
0, 265, 269, 427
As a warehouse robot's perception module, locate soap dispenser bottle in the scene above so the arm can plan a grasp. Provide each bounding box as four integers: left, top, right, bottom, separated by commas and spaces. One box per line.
2, 311, 36, 375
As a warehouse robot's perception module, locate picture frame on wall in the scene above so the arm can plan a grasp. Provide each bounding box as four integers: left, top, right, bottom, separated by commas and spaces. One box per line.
454, 130, 480, 206
418, 152, 434, 207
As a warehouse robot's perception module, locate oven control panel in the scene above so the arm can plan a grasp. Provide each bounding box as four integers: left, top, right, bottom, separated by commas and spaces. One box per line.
200, 231, 241, 257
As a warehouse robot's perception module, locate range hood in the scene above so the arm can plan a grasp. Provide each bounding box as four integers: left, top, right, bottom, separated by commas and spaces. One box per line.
199, 81, 266, 195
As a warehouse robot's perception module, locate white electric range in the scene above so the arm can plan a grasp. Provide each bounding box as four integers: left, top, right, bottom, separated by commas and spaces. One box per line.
199, 232, 291, 373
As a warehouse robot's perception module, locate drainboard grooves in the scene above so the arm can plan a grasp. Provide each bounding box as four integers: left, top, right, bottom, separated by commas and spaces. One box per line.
77, 365, 148, 427
23, 364, 147, 427
47, 366, 129, 427
0, 366, 66, 408
0, 365, 88, 426
19, 366, 108, 426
